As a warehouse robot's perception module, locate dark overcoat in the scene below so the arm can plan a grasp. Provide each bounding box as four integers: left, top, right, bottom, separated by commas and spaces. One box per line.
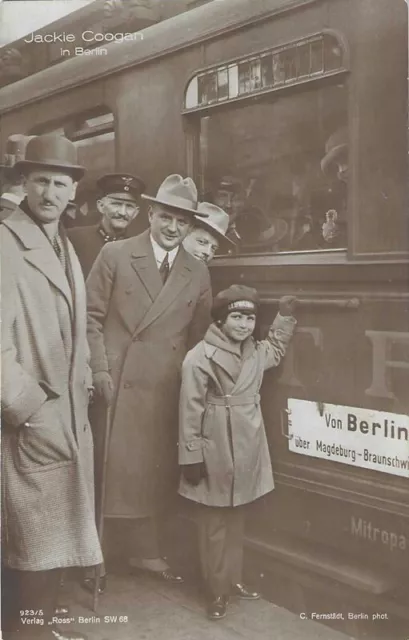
1, 208, 103, 571
178, 316, 296, 507
67, 224, 106, 278
86, 229, 212, 518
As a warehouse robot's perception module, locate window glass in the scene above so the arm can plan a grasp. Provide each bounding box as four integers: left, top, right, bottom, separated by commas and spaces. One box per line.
198, 83, 348, 253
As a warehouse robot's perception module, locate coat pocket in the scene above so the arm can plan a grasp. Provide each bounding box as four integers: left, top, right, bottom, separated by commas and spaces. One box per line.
16, 400, 73, 473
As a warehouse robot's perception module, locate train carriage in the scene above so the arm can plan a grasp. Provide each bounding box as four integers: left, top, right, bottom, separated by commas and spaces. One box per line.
0, 0, 408, 636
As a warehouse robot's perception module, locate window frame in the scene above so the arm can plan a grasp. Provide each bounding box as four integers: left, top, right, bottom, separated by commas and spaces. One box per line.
183, 31, 351, 263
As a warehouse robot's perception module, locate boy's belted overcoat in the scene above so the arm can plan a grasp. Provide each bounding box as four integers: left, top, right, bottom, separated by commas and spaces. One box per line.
178, 316, 296, 507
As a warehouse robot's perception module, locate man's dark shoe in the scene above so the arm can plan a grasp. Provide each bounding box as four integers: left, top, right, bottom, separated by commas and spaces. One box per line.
81, 574, 107, 595
54, 605, 70, 616
207, 595, 227, 620
51, 629, 87, 640
231, 583, 260, 600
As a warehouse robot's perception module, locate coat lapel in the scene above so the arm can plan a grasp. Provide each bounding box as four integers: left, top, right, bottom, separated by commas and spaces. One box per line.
3, 209, 73, 310
134, 246, 192, 336
130, 230, 163, 302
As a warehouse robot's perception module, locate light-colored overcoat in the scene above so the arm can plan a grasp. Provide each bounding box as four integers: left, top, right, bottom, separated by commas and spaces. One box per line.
178, 316, 296, 507
1, 207, 103, 571
86, 229, 212, 518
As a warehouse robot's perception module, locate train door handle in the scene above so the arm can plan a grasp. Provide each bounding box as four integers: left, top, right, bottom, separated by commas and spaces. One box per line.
280, 408, 293, 440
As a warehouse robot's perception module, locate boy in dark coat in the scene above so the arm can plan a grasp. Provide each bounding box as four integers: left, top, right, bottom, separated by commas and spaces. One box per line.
178, 285, 297, 620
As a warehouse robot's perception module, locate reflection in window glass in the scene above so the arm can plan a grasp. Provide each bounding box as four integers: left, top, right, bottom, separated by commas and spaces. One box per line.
198, 84, 348, 253
311, 39, 324, 73
217, 68, 229, 100
198, 73, 218, 104
297, 43, 311, 77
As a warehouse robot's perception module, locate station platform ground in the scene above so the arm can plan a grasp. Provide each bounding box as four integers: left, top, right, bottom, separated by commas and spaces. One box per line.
55, 571, 354, 640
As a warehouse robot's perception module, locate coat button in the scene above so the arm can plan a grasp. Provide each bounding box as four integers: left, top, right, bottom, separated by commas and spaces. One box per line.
124, 382, 131, 389
132, 336, 140, 342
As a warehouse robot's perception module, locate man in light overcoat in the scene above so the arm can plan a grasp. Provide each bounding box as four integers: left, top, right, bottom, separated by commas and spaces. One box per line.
1, 134, 103, 640
86, 174, 212, 587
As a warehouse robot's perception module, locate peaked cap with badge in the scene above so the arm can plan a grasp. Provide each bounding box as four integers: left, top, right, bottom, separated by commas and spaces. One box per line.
97, 173, 145, 200
142, 174, 207, 217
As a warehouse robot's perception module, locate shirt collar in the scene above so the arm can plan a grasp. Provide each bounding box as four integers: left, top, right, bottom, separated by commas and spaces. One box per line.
150, 234, 179, 268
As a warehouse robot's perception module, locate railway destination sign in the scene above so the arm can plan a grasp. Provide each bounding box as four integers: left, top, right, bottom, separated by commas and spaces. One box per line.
287, 399, 409, 478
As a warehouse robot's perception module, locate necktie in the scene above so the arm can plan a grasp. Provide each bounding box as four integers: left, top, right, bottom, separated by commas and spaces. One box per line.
53, 232, 67, 273
159, 252, 170, 284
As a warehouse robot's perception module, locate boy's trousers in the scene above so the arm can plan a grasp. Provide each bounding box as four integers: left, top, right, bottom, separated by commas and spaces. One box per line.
196, 504, 245, 598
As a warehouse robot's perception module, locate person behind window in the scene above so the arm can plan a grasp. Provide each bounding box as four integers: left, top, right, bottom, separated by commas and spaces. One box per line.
319, 127, 348, 247
183, 201, 235, 263
0, 134, 29, 221
178, 285, 297, 620
212, 175, 244, 243
0, 170, 25, 221
68, 173, 145, 277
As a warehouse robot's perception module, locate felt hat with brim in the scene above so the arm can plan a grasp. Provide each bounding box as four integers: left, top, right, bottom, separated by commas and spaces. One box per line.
194, 201, 236, 245
212, 284, 260, 320
97, 173, 145, 200
142, 174, 206, 217
320, 128, 348, 176
13, 134, 85, 181
236, 207, 288, 248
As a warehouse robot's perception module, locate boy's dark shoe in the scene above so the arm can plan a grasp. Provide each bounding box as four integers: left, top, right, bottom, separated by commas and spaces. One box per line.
207, 595, 228, 620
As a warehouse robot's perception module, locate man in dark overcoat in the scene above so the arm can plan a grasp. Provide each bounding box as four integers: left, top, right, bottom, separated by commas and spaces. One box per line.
1, 134, 103, 640
68, 173, 145, 277
86, 174, 212, 586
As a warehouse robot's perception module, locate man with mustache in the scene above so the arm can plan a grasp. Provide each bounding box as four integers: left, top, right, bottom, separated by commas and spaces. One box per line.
86, 174, 212, 590
1, 134, 102, 640
68, 173, 145, 277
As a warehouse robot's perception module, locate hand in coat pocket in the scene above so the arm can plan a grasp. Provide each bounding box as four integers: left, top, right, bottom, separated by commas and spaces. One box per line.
182, 462, 207, 486
17, 400, 72, 471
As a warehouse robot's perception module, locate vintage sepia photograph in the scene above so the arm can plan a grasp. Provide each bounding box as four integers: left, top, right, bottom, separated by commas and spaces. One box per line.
0, 1, 408, 639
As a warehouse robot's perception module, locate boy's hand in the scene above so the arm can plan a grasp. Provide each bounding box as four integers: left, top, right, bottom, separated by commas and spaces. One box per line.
279, 295, 298, 317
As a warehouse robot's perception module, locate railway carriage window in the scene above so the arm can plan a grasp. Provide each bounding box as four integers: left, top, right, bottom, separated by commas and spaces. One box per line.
184, 34, 350, 254
196, 85, 347, 253
31, 110, 115, 225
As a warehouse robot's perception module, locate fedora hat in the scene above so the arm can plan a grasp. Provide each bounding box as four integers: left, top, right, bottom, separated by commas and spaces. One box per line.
14, 134, 85, 181
142, 174, 206, 217
321, 127, 348, 176
195, 202, 235, 245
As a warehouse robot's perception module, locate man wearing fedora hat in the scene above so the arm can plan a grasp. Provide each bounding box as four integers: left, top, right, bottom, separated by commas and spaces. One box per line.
68, 173, 145, 278
183, 201, 235, 264
86, 174, 212, 587
1, 134, 102, 640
